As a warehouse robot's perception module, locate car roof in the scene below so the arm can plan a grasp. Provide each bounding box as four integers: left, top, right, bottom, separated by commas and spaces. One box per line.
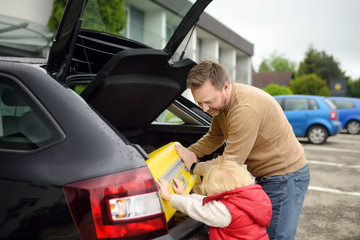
328, 96, 360, 101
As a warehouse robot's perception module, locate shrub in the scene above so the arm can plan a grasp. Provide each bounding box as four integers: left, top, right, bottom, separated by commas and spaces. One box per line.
264, 84, 293, 96
290, 74, 330, 96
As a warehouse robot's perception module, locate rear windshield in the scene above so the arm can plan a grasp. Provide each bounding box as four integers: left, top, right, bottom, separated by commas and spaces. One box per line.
331, 100, 355, 109
324, 98, 337, 110
81, 0, 194, 50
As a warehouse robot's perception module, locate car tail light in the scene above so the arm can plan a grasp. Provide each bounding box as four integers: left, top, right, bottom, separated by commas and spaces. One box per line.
64, 166, 167, 239
330, 110, 337, 120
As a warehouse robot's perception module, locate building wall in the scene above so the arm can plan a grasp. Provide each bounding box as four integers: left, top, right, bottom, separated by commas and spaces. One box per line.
196, 12, 253, 85
236, 56, 252, 85
179, 27, 253, 85
220, 49, 237, 80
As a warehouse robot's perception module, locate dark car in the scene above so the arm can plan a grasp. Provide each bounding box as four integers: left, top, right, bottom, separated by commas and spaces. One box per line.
274, 95, 341, 144
0, 0, 217, 239
328, 97, 360, 134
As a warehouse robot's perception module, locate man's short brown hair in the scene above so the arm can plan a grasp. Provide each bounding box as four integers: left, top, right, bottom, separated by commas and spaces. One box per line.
187, 60, 230, 90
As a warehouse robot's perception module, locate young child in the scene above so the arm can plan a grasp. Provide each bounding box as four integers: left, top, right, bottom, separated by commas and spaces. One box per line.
157, 159, 272, 240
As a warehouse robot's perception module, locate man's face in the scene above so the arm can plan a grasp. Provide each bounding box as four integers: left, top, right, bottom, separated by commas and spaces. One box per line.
191, 80, 228, 117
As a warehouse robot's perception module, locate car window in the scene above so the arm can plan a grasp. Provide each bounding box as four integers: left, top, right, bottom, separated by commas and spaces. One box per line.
0, 76, 63, 151
275, 98, 284, 108
283, 98, 309, 111
331, 100, 355, 109
324, 98, 337, 110
308, 99, 319, 110
154, 109, 184, 124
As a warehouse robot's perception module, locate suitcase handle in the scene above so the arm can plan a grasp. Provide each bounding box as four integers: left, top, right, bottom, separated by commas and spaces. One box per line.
174, 173, 188, 190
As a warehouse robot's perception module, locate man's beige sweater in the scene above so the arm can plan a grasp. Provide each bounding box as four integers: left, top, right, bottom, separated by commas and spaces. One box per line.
188, 83, 307, 178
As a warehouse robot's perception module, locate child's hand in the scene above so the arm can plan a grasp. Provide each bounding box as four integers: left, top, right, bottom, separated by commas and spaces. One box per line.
172, 178, 188, 196
157, 177, 171, 201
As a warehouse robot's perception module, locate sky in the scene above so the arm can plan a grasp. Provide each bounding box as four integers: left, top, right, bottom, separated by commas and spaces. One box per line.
205, 0, 360, 80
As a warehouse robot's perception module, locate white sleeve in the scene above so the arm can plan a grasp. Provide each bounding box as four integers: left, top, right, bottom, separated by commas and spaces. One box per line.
170, 194, 231, 227
189, 193, 206, 201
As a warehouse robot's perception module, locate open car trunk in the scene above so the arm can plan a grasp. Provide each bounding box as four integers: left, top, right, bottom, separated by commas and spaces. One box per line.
48, 0, 224, 238
80, 48, 195, 134
52, 0, 215, 153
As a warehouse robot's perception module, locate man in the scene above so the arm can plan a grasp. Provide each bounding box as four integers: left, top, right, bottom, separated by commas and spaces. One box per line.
175, 60, 310, 240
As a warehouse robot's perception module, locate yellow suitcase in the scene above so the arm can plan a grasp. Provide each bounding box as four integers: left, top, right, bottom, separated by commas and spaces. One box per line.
146, 142, 199, 222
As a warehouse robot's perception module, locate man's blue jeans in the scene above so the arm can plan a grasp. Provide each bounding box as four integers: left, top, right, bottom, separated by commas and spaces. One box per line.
256, 164, 310, 240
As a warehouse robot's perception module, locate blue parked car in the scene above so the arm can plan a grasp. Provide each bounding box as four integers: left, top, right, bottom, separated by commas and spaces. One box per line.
328, 97, 360, 134
274, 95, 341, 144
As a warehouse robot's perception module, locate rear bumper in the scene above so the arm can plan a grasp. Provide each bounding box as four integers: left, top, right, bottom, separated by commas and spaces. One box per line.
169, 218, 208, 240
329, 120, 342, 135
154, 234, 174, 240
153, 218, 208, 240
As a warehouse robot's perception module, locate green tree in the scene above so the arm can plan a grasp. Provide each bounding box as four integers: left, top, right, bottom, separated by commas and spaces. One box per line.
290, 74, 330, 96
258, 52, 297, 72
264, 83, 293, 96
47, 0, 126, 36
347, 79, 360, 98
298, 46, 346, 86
47, 0, 67, 31
82, 0, 126, 35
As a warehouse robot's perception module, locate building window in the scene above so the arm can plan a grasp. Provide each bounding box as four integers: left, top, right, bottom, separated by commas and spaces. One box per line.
129, 6, 144, 43
121, 8, 129, 37
166, 23, 176, 42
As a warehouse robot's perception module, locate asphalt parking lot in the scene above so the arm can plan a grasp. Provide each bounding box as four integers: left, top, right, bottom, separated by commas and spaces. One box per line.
295, 133, 360, 240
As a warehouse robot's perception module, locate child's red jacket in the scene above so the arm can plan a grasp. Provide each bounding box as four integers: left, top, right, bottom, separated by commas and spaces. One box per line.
203, 184, 272, 240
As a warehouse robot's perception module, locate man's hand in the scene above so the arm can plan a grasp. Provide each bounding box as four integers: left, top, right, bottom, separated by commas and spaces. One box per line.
175, 144, 197, 171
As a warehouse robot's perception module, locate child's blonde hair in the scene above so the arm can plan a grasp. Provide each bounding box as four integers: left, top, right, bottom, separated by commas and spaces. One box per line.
201, 159, 253, 195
